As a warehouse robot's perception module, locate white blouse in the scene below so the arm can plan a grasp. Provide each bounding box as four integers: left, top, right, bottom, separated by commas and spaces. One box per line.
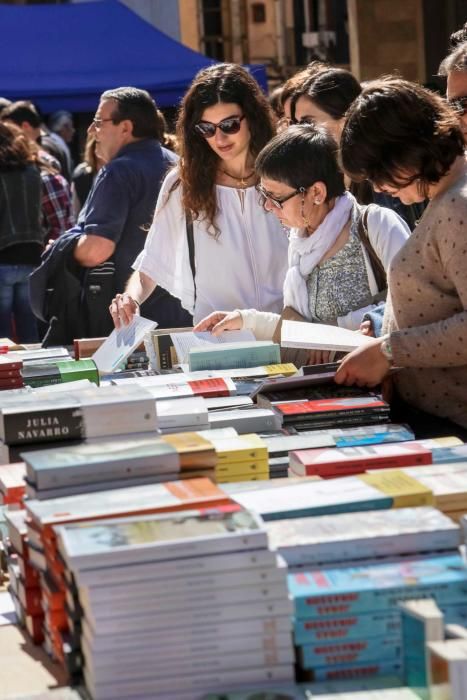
133, 168, 288, 324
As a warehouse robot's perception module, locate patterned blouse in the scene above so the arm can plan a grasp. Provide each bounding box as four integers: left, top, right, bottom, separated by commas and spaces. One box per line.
306, 210, 371, 323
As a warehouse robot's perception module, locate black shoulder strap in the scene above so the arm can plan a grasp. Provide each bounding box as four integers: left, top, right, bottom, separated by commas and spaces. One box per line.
357, 204, 387, 295
186, 211, 196, 304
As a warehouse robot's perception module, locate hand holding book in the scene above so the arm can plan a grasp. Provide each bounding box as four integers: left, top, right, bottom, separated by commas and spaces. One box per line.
193, 310, 243, 336
109, 292, 141, 330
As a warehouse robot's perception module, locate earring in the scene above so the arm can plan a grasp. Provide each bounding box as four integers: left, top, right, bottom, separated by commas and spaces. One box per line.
300, 193, 310, 228
314, 199, 321, 205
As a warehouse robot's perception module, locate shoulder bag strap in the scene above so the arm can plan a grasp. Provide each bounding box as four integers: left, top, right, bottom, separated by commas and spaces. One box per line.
357, 204, 388, 295
186, 211, 197, 305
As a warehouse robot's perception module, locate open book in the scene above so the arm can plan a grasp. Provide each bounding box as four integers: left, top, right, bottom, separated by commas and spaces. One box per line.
281, 320, 372, 352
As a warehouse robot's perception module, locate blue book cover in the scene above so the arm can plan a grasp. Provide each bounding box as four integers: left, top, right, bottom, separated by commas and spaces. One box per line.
293, 609, 401, 645
299, 634, 401, 668
334, 424, 414, 448
312, 658, 403, 682
288, 554, 467, 619
432, 444, 467, 463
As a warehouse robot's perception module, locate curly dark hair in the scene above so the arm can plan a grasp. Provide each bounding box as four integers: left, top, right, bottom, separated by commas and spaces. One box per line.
0, 121, 33, 171
173, 63, 275, 235
340, 77, 465, 196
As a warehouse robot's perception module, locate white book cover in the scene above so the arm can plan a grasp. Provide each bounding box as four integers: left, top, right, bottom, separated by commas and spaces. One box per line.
281, 319, 372, 352
92, 315, 157, 373
208, 408, 282, 433
155, 396, 208, 429
266, 507, 459, 566
171, 329, 255, 363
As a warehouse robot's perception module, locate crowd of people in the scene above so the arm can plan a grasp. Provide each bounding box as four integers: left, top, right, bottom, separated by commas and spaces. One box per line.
0, 23, 466, 435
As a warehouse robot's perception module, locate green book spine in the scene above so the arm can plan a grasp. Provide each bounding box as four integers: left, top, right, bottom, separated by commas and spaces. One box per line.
57, 360, 99, 386
189, 344, 281, 372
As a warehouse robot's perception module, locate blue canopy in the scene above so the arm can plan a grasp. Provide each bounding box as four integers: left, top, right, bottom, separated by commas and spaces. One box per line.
0, 0, 267, 112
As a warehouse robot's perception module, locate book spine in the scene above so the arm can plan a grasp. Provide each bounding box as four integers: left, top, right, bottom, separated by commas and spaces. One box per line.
295, 452, 433, 477
2, 408, 85, 445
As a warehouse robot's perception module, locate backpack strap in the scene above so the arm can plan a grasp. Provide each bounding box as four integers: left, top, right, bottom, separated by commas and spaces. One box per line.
357, 204, 388, 299
186, 211, 197, 305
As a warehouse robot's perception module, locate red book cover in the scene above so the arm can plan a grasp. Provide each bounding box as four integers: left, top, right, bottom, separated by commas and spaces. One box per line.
188, 377, 232, 397
0, 368, 22, 378
0, 376, 24, 389
276, 396, 387, 416
289, 443, 433, 478
0, 355, 23, 371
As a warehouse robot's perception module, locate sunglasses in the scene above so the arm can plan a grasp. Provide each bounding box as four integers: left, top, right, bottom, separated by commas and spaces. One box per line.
448, 96, 467, 116
194, 114, 245, 139
256, 184, 305, 210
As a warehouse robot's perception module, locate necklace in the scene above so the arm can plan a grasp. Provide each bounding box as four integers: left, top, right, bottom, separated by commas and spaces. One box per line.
221, 168, 256, 188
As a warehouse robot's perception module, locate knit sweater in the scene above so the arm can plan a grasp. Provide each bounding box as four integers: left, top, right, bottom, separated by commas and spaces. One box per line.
384, 162, 467, 427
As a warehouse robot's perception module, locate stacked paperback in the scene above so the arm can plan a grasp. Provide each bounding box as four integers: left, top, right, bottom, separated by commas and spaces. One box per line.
56, 507, 294, 700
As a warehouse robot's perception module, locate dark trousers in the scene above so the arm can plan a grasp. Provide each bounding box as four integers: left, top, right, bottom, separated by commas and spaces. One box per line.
390, 393, 467, 441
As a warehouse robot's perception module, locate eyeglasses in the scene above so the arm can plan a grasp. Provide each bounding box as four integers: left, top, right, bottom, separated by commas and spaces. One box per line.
256, 184, 305, 210
448, 96, 467, 116
91, 117, 115, 129
194, 114, 245, 139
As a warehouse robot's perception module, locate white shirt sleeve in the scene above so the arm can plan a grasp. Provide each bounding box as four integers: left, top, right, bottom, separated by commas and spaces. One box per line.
132, 168, 196, 314
337, 204, 410, 330
239, 308, 280, 340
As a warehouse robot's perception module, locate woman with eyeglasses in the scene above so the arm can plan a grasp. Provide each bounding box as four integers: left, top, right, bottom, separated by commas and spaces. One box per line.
439, 40, 467, 141
194, 124, 409, 362
109, 63, 288, 328
334, 78, 467, 436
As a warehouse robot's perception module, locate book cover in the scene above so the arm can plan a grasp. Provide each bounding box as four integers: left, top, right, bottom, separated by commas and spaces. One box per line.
294, 608, 401, 645
288, 554, 467, 619
275, 396, 389, 423
360, 470, 434, 508
24, 437, 181, 489
289, 442, 434, 478
92, 315, 157, 374
209, 408, 282, 433
0, 461, 26, 504
281, 319, 372, 352
400, 599, 444, 700
208, 433, 268, 463
266, 507, 459, 568
26, 477, 232, 527
56, 508, 266, 571
189, 341, 281, 372
299, 633, 401, 668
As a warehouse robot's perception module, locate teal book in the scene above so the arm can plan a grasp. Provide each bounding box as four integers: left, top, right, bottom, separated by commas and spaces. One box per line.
432, 444, 467, 463
312, 658, 403, 682
299, 633, 401, 668
294, 609, 401, 645
288, 554, 467, 619
333, 424, 415, 447
188, 341, 281, 371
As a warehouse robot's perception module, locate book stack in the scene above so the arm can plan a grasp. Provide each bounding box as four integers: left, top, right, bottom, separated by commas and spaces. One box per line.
155, 396, 210, 432
227, 469, 434, 521
0, 354, 24, 391
0, 461, 26, 505
273, 396, 390, 432
0, 384, 158, 462
288, 437, 463, 479
265, 506, 460, 568
288, 553, 467, 683
261, 424, 416, 480
22, 430, 219, 500
206, 433, 269, 483
24, 478, 232, 661
4, 509, 43, 644
396, 464, 467, 521
55, 507, 294, 700
21, 358, 100, 389
399, 598, 444, 700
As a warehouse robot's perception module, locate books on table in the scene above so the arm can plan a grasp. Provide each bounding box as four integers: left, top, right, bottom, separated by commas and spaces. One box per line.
92, 315, 157, 374
55, 507, 294, 700
274, 395, 390, 431
188, 341, 281, 372
265, 506, 459, 567
281, 319, 372, 352
170, 329, 256, 363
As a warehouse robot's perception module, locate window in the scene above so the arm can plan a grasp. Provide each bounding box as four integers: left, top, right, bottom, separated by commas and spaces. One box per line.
251, 2, 266, 23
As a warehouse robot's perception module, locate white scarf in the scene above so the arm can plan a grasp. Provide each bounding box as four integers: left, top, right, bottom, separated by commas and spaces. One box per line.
283, 191, 355, 318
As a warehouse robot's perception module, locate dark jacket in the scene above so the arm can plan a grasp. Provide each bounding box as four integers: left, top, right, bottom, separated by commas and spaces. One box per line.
29, 231, 115, 346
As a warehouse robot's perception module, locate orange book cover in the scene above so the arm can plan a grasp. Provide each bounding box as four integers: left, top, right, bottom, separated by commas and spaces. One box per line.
161, 432, 218, 469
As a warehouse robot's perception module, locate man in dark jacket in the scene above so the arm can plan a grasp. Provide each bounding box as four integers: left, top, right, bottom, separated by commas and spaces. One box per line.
71, 87, 191, 334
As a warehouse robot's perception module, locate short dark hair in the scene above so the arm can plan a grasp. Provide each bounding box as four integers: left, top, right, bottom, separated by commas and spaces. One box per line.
255, 123, 345, 201
293, 68, 362, 121
100, 87, 162, 140
1, 100, 41, 128
340, 77, 465, 195
439, 40, 467, 75
48, 110, 73, 132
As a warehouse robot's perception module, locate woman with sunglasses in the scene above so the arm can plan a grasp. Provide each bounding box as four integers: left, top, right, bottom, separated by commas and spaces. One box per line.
109, 63, 288, 328
194, 124, 409, 362
439, 40, 467, 141
335, 78, 467, 436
